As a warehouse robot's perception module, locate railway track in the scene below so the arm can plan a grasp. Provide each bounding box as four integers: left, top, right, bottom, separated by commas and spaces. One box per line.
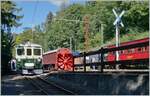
25, 76, 76, 95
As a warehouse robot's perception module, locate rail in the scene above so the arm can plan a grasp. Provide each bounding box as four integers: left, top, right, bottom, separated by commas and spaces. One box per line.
37, 76, 76, 95
25, 76, 76, 95
25, 77, 49, 95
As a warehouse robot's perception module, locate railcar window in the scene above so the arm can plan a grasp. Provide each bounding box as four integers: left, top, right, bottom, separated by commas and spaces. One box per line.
17, 48, 24, 55
34, 49, 41, 55
27, 49, 32, 55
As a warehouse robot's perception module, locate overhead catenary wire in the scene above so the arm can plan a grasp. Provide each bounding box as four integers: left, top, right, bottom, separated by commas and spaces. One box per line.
53, 14, 105, 51
31, 0, 38, 42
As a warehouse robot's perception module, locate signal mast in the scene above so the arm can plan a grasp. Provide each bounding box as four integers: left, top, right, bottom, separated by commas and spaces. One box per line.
113, 8, 125, 69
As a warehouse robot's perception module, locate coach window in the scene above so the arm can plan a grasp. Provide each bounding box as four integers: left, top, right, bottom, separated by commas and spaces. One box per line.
121, 50, 124, 54
137, 48, 142, 52
130, 49, 134, 53
145, 47, 147, 52
145, 46, 148, 52
27, 49, 32, 55
124, 50, 128, 54
126, 50, 129, 54
128, 49, 132, 54
142, 47, 145, 52
17, 48, 24, 55
112, 51, 115, 55
147, 46, 149, 51
120, 50, 123, 54
132, 49, 135, 53
141, 47, 144, 52
146, 46, 149, 52
34, 49, 41, 55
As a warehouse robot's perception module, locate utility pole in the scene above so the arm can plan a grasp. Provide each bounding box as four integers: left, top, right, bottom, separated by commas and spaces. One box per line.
54, 16, 90, 52
70, 37, 72, 51
54, 18, 83, 51
83, 15, 90, 52
113, 9, 125, 70
101, 23, 104, 46
32, 27, 34, 43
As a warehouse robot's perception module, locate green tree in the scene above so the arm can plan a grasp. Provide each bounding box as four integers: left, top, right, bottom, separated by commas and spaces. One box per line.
43, 1, 149, 52
15, 29, 33, 44
46, 4, 85, 51
120, 1, 149, 33
84, 1, 149, 46
1, 1, 22, 75
15, 24, 47, 52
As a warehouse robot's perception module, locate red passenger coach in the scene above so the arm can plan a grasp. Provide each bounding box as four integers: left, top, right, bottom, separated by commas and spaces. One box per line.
42, 48, 73, 72
106, 38, 149, 68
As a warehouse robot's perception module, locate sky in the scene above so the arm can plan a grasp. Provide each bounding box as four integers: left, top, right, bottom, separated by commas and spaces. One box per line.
12, 0, 88, 33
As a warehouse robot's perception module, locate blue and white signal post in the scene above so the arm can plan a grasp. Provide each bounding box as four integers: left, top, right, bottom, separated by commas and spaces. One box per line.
113, 9, 125, 69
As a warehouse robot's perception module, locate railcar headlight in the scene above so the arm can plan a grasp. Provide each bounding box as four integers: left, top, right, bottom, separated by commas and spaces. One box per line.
18, 59, 21, 62
38, 58, 41, 62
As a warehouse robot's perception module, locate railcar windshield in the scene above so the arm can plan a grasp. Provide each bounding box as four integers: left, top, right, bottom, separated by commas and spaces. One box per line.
27, 49, 32, 55
34, 49, 41, 55
17, 48, 24, 55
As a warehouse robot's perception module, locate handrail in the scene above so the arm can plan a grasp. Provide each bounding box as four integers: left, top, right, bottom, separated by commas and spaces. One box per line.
74, 41, 149, 58
73, 40, 149, 72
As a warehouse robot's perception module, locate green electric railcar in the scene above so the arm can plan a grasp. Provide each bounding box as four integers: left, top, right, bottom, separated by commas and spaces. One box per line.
15, 42, 43, 74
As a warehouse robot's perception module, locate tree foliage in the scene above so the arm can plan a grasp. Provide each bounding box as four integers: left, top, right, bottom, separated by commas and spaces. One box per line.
1, 1, 22, 75
45, 1, 148, 51
15, 1, 149, 52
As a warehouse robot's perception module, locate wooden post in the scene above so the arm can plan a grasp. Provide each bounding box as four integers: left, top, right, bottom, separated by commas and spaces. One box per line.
73, 56, 74, 72
100, 47, 104, 73
83, 52, 86, 72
